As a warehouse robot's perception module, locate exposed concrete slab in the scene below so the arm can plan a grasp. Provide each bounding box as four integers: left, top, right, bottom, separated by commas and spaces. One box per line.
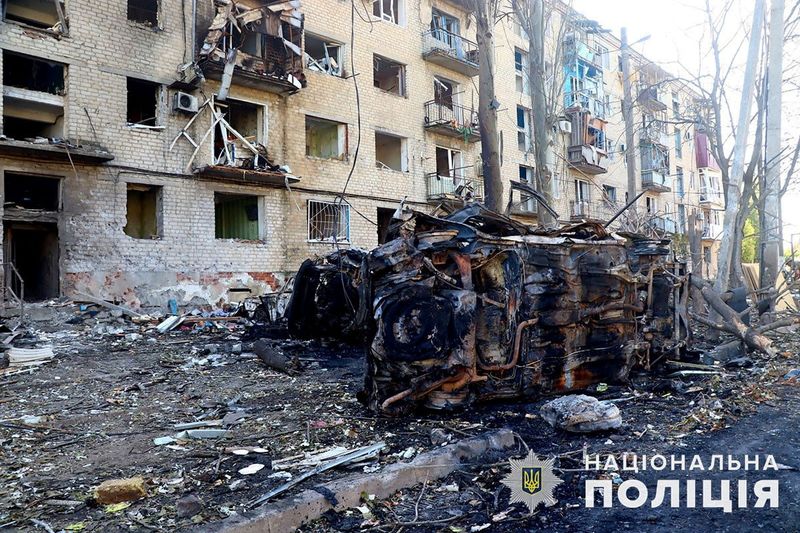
201, 429, 516, 533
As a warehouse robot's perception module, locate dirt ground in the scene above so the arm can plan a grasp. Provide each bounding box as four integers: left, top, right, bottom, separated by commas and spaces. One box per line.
0, 302, 798, 532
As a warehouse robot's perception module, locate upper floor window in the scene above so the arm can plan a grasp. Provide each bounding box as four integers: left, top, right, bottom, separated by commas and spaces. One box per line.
373, 0, 404, 25
4, 0, 67, 32
128, 0, 158, 27
374, 55, 406, 96
306, 34, 343, 77
127, 77, 161, 127
431, 9, 459, 44
674, 128, 683, 158
514, 48, 529, 95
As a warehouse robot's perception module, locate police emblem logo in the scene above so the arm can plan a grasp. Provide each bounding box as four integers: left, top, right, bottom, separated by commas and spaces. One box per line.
502, 452, 563, 512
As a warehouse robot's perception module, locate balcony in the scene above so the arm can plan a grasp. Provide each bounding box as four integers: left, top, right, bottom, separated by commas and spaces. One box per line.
650, 216, 677, 234
565, 108, 609, 175
642, 170, 672, 192
700, 187, 724, 207
425, 167, 483, 203
638, 85, 668, 112
424, 100, 480, 142
568, 145, 609, 175
702, 223, 723, 240
422, 29, 480, 77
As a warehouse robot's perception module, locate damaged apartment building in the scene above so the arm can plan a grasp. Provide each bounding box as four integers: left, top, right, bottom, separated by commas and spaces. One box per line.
0, 0, 721, 309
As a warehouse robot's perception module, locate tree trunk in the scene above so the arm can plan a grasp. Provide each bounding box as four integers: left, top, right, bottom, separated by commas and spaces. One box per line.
528, 0, 554, 225
473, 0, 504, 212
713, 2, 765, 296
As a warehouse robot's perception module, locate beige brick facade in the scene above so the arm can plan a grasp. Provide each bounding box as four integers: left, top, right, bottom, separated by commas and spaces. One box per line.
0, 0, 719, 307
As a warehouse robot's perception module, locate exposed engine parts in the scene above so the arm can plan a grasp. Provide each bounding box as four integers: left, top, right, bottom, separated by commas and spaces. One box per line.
287, 205, 691, 415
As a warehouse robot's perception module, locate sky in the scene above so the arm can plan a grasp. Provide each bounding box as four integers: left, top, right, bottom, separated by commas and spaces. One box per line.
571, 0, 800, 248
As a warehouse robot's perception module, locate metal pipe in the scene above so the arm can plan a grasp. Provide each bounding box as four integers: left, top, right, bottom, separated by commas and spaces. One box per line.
479, 317, 538, 372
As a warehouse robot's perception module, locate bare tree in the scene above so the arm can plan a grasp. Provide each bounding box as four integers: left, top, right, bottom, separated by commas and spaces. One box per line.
467, 0, 504, 212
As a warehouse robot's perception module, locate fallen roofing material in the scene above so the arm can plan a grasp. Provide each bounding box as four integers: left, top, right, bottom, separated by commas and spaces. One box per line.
287, 205, 692, 414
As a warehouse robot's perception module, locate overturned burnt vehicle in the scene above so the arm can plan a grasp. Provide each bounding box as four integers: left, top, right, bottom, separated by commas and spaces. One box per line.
286, 205, 691, 415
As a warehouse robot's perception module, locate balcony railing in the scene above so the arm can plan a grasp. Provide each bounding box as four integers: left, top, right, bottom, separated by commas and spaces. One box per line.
564, 92, 606, 118
700, 187, 723, 204
650, 216, 677, 234
571, 200, 590, 218
422, 29, 480, 77
642, 170, 672, 191
424, 100, 480, 142
425, 167, 483, 202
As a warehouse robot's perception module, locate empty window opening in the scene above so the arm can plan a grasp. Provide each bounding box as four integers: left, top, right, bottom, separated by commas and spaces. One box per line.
373, 55, 405, 96
306, 116, 347, 159
124, 184, 162, 239
517, 106, 530, 151
308, 200, 349, 242
375, 132, 407, 171
215, 193, 261, 240
3, 51, 64, 94
377, 207, 395, 244
373, 0, 401, 24
213, 99, 264, 166
3, 0, 65, 30
306, 34, 342, 76
128, 0, 159, 26
2, 53, 66, 140
4, 173, 60, 211
127, 78, 160, 127
5, 222, 59, 301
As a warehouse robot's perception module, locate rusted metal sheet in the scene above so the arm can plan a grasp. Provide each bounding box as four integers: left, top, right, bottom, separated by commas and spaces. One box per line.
288, 205, 690, 414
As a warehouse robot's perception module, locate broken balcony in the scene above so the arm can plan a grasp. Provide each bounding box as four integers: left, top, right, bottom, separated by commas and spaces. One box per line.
423, 100, 480, 142
421, 29, 479, 77
425, 167, 483, 203
638, 85, 668, 112
565, 108, 608, 175
641, 141, 671, 192
1, 52, 112, 163
199, 1, 305, 95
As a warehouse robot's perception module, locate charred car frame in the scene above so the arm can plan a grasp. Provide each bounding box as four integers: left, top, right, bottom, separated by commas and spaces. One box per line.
286, 205, 691, 415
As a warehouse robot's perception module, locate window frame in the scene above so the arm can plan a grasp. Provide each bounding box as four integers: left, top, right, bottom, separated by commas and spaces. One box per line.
307, 200, 351, 243
305, 33, 344, 77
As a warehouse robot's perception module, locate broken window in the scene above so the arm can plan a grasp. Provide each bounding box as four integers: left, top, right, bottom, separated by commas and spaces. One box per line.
4, 173, 60, 211
128, 0, 158, 26
126, 78, 160, 127
3, 0, 66, 31
375, 132, 407, 171
514, 48, 529, 95
124, 184, 161, 239
430, 9, 459, 46
213, 99, 264, 166
373, 0, 402, 24
603, 184, 617, 204
435, 146, 463, 179
575, 179, 590, 202
646, 196, 658, 214
517, 106, 530, 151
377, 207, 395, 244
517, 166, 536, 212
306, 116, 347, 159
308, 200, 349, 242
373, 55, 405, 96
305, 34, 342, 76
674, 128, 683, 157
672, 92, 680, 118
433, 76, 455, 110
215, 193, 261, 240
2, 51, 65, 139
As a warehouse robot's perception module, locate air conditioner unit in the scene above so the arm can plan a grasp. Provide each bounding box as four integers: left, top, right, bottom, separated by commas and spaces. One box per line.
173, 91, 199, 114
558, 120, 572, 134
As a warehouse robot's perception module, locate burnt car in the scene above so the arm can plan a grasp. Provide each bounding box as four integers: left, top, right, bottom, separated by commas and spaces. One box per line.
288, 205, 690, 415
